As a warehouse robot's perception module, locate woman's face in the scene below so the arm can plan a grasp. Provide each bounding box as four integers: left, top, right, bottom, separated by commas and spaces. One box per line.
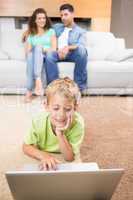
35, 13, 46, 28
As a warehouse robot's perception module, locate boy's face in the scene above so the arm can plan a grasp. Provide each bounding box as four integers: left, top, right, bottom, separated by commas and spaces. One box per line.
46, 93, 75, 129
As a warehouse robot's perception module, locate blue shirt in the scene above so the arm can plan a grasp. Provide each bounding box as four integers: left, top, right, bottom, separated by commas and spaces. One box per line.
53, 23, 87, 49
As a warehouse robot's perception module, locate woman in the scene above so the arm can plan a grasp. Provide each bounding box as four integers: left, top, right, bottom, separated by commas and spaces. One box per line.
25, 8, 57, 102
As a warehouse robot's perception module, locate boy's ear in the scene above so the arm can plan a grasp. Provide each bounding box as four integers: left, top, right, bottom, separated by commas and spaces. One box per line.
74, 103, 78, 111
43, 98, 49, 111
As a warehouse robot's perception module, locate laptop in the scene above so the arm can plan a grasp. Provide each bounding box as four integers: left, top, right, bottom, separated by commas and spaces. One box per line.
5, 163, 124, 200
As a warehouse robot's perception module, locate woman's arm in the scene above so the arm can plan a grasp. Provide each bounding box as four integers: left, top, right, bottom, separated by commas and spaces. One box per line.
43, 35, 57, 53
25, 42, 32, 55
51, 35, 57, 51
22, 30, 30, 43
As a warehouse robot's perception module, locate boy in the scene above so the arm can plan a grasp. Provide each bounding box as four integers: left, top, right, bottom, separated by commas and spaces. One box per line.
23, 77, 84, 170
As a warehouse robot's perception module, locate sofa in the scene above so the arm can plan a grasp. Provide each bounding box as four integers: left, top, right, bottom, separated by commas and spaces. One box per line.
0, 18, 133, 95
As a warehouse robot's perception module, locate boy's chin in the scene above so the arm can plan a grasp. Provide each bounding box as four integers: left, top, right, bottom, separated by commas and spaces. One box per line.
55, 123, 66, 128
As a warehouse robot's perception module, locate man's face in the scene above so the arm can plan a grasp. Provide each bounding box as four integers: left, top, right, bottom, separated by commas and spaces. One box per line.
60, 9, 74, 27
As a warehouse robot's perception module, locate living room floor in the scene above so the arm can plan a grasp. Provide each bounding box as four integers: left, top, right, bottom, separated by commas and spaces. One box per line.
0, 95, 133, 200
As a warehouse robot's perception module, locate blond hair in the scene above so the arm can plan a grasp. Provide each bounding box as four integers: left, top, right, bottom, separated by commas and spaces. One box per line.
45, 77, 81, 105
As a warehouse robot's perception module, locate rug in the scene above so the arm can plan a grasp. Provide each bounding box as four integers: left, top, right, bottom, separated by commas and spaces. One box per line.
0, 95, 133, 200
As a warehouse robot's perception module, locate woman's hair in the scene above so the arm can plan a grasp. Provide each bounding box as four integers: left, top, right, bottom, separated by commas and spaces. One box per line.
28, 8, 52, 35
45, 77, 81, 106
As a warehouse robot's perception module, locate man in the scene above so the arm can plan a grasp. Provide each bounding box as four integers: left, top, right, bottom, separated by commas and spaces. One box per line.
45, 4, 88, 93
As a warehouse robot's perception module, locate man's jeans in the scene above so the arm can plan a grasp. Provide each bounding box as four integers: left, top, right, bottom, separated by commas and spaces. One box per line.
26, 46, 45, 91
45, 46, 88, 91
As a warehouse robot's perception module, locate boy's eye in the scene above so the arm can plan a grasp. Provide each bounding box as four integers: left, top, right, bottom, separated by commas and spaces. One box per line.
53, 107, 59, 111
65, 108, 72, 112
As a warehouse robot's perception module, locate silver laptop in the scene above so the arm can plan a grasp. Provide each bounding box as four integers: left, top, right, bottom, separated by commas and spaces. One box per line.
5, 163, 124, 200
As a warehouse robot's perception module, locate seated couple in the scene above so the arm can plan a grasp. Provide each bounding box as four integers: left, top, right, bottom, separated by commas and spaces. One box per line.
23, 4, 88, 102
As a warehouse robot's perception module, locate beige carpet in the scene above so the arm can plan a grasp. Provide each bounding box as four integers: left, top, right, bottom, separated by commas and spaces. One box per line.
0, 95, 133, 200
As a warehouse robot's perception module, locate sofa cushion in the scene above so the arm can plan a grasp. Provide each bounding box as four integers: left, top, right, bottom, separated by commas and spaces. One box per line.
1, 30, 25, 60
0, 60, 26, 89
106, 49, 133, 62
115, 38, 125, 50
87, 61, 133, 88
0, 60, 74, 92
57, 62, 75, 79
86, 32, 116, 60
0, 49, 9, 59
0, 18, 15, 31
87, 47, 114, 60
125, 57, 133, 62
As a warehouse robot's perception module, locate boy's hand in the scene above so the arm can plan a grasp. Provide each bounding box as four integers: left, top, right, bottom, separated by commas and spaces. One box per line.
39, 153, 60, 171
55, 115, 73, 135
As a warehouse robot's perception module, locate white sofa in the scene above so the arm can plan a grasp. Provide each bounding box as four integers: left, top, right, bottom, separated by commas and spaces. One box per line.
0, 18, 133, 95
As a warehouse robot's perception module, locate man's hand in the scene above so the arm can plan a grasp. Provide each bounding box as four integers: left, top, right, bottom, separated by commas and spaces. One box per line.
39, 153, 60, 171
58, 46, 70, 60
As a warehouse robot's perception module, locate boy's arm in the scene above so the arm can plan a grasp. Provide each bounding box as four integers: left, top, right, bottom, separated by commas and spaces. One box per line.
23, 143, 60, 170
55, 116, 75, 162
56, 133, 74, 161
62, 113, 85, 157
55, 113, 84, 161
23, 143, 47, 161
23, 116, 60, 170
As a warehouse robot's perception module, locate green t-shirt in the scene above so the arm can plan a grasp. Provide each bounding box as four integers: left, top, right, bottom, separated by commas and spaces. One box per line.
27, 28, 55, 49
24, 112, 84, 155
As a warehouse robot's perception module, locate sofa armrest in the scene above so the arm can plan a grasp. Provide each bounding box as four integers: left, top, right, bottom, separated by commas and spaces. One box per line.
106, 48, 133, 62
123, 56, 133, 62
115, 38, 125, 50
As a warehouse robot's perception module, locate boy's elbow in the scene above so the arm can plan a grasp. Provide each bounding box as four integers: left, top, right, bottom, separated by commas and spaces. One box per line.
22, 143, 28, 155
65, 154, 75, 162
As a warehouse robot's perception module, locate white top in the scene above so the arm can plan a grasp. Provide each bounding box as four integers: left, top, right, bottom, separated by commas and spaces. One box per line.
58, 27, 72, 49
